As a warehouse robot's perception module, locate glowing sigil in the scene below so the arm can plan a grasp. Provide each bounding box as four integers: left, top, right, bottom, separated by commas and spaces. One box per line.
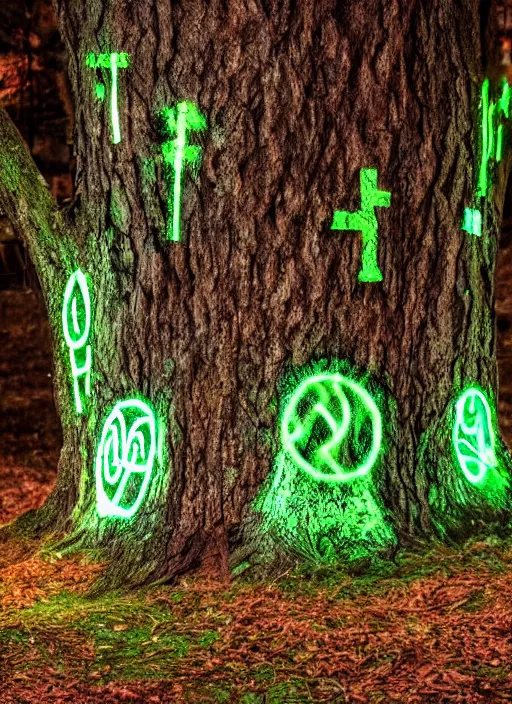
281, 373, 382, 483
461, 80, 510, 238
160, 101, 206, 242
331, 168, 391, 282
452, 387, 497, 484
462, 207, 482, 237
86, 52, 130, 144
95, 398, 157, 518
62, 269, 92, 414
477, 79, 511, 198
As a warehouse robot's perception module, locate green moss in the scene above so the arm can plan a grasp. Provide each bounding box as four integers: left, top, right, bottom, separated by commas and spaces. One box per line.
241, 694, 263, 704
109, 187, 131, 233
252, 665, 274, 682
0, 588, 221, 683
459, 589, 487, 612
141, 157, 157, 184
474, 664, 509, 680
263, 680, 313, 703
3, 535, 512, 699
2, 152, 21, 193
186, 685, 233, 703
276, 534, 512, 602
199, 630, 220, 648
94, 626, 191, 677
0, 628, 30, 646
254, 359, 396, 565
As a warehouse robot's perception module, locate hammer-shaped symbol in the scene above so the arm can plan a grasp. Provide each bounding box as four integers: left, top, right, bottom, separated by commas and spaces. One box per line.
160, 101, 207, 242
331, 168, 391, 283
86, 52, 130, 144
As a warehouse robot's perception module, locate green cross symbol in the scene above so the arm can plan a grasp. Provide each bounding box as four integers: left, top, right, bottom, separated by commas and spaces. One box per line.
331, 168, 391, 283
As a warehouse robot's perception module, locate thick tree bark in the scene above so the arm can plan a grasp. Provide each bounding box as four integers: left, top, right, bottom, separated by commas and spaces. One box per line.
1, 0, 512, 586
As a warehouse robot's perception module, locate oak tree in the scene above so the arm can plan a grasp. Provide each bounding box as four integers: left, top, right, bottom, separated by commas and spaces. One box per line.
1, 0, 511, 586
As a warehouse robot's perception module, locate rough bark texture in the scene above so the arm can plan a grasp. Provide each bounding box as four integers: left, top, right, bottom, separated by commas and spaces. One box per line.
1, 0, 512, 585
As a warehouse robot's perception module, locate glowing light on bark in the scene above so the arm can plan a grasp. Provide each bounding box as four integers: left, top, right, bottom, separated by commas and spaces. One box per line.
281, 373, 382, 483
497, 80, 511, 162
453, 387, 497, 484
95, 398, 157, 519
477, 79, 491, 199
86, 52, 130, 144
160, 101, 206, 242
331, 168, 391, 283
254, 362, 395, 563
477, 79, 510, 199
109, 53, 122, 144
62, 269, 92, 414
462, 80, 510, 238
462, 208, 482, 236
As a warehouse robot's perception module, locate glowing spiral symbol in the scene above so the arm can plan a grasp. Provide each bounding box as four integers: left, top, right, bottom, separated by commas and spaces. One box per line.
95, 399, 157, 518
453, 387, 497, 484
281, 373, 382, 483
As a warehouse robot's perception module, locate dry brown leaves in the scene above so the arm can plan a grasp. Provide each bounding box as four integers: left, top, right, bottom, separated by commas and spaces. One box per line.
2, 542, 512, 702
152, 561, 512, 702
0, 463, 56, 528
0, 539, 103, 608
0, 676, 186, 704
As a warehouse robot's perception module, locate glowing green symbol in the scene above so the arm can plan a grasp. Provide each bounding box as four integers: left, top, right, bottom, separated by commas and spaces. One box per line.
477, 79, 510, 199
281, 373, 382, 483
62, 269, 92, 414
95, 82, 105, 102
462, 80, 511, 238
331, 168, 391, 283
160, 101, 207, 242
496, 80, 511, 162
453, 387, 497, 484
462, 207, 482, 237
95, 398, 157, 518
86, 52, 130, 144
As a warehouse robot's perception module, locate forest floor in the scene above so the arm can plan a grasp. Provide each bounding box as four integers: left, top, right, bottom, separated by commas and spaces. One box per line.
0, 290, 60, 529
3, 530, 512, 703
3, 293, 512, 703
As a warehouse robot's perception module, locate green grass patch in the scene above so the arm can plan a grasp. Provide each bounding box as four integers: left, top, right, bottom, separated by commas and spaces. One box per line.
0, 628, 30, 646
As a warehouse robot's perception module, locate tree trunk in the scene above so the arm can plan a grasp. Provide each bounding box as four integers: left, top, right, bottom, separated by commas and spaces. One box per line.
1, 0, 511, 586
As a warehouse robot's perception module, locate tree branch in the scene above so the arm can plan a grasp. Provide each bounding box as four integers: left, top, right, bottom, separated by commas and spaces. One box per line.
0, 106, 72, 294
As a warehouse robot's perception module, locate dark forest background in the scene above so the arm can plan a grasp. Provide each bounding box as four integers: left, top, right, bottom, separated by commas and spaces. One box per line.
2, 0, 512, 526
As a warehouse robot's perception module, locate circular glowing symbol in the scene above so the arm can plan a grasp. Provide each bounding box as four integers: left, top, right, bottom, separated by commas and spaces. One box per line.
62, 269, 91, 349
281, 373, 382, 482
453, 387, 497, 484
95, 399, 157, 518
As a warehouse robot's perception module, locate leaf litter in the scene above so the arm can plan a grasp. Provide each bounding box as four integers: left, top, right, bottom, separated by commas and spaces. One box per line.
1, 536, 512, 702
